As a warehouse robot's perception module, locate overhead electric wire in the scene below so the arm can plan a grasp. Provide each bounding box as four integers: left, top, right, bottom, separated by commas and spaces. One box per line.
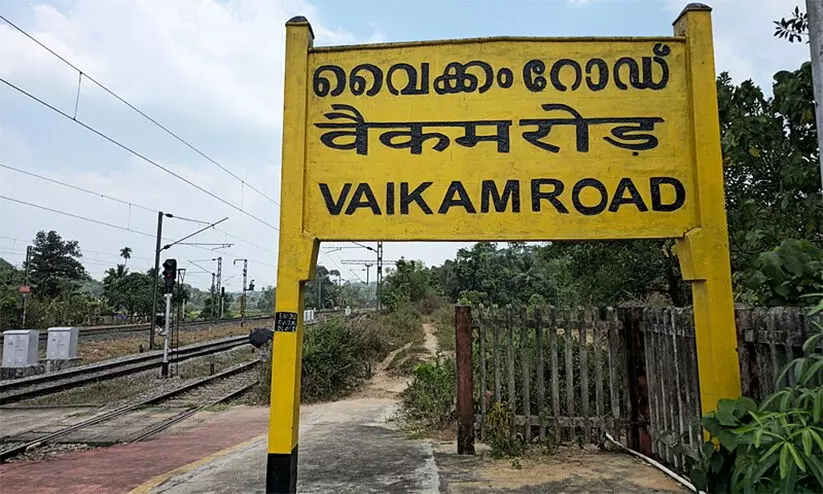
1, 195, 273, 269
213, 227, 277, 255
0, 76, 279, 231
1, 194, 155, 238
0, 162, 267, 256
0, 162, 156, 213
0, 13, 280, 209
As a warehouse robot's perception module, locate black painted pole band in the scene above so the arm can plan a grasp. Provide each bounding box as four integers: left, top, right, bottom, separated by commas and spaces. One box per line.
266, 446, 298, 493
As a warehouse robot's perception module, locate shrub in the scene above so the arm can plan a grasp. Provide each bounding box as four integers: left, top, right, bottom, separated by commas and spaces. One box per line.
485, 401, 524, 457
429, 301, 455, 352
687, 296, 823, 492
744, 239, 823, 306
354, 302, 423, 357
399, 357, 456, 430
300, 318, 379, 402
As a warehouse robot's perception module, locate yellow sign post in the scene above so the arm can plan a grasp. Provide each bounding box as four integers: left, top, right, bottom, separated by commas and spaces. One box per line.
268, 4, 740, 491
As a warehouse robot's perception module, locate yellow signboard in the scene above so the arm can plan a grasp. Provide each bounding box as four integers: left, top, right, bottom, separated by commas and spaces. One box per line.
306, 39, 695, 241
267, 5, 741, 493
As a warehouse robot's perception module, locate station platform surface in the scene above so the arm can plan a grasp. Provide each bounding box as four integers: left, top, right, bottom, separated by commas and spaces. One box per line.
0, 406, 270, 494
0, 400, 688, 493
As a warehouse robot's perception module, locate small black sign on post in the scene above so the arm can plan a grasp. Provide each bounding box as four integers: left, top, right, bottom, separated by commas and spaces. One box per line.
275, 312, 298, 332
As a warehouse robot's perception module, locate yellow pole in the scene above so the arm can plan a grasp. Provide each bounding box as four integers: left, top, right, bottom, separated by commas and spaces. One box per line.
267, 16, 318, 493
673, 4, 742, 414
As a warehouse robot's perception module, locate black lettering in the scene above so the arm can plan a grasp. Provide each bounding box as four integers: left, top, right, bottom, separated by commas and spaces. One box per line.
386, 182, 395, 215
531, 179, 569, 213
400, 182, 433, 214
650, 177, 686, 212
572, 178, 608, 215
549, 59, 582, 91
345, 183, 381, 215
319, 183, 351, 215
608, 177, 648, 212
480, 180, 520, 213
438, 181, 477, 214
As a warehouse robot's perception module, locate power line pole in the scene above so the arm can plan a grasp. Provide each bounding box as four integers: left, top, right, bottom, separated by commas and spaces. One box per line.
150, 211, 164, 349
807, 0, 823, 192
216, 257, 223, 319
211, 273, 216, 319
21, 245, 32, 328
234, 259, 248, 326
376, 241, 383, 311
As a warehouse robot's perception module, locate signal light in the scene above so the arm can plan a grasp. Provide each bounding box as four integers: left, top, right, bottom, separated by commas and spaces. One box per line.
162, 258, 177, 294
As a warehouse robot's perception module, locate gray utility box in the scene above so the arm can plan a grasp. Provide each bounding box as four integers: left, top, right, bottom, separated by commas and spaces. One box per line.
47, 327, 80, 360
2, 329, 39, 368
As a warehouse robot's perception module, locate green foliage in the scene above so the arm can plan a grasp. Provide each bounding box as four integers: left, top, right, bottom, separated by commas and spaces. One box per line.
255, 285, 275, 313
382, 259, 438, 312
300, 317, 381, 402
744, 240, 823, 305
719, 64, 821, 298
429, 301, 456, 352
774, 6, 808, 43
27, 230, 88, 299
399, 357, 457, 430
485, 401, 524, 457
688, 299, 823, 493
353, 302, 423, 357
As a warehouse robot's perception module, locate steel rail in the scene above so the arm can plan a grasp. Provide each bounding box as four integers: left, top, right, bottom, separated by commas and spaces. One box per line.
0, 360, 258, 462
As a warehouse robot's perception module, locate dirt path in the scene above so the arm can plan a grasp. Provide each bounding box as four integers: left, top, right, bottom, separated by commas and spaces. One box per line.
422, 322, 439, 356
352, 322, 439, 399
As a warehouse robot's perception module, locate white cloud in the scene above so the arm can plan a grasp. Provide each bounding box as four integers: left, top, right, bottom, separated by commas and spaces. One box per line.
0, 0, 369, 129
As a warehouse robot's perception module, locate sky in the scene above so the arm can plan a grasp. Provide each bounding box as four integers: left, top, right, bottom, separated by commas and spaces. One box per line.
0, 0, 810, 291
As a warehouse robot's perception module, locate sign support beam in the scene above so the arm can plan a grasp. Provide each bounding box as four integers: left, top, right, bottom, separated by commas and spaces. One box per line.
266, 16, 316, 494
673, 3, 741, 412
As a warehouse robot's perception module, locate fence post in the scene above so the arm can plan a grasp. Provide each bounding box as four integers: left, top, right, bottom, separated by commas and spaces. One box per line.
455, 305, 475, 455
620, 307, 652, 455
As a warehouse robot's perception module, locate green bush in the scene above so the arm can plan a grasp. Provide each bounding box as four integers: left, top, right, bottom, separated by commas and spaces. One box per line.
744, 239, 823, 306
485, 401, 524, 457
429, 301, 455, 352
353, 302, 423, 357
687, 296, 823, 492
300, 318, 381, 402
399, 357, 456, 430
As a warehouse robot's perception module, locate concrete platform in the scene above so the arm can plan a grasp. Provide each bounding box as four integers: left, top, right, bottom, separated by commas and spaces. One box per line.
142, 398, 438, 493
0, 400, 688, 493
0, 406, 270, 493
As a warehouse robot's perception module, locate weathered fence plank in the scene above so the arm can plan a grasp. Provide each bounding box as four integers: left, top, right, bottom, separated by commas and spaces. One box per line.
579, 309, 590, 443
478, 321, 487, 441
549, 308, 560, 442
520, 319, 531, 443
564, 309, 574, 440
535, 308, 546, 443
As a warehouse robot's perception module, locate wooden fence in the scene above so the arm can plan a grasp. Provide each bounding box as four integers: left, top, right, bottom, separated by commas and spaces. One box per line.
473, 308, 631, 445
638, 306, 822, 469
470, 305, 821, 469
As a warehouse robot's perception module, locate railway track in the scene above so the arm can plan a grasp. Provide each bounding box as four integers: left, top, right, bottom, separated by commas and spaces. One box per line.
0, 360, 259, 462
0, 315, 274, 344
0, 335, 251, 405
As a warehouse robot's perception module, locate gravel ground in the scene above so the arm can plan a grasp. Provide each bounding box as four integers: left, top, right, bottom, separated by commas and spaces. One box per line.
18, 346, 259, 407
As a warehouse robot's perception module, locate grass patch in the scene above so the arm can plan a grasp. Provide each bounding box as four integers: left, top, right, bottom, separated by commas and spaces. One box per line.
22, 346, 257, 406
386, 344, 429, 376
352, 303, 425, 359
398, 356, 456, 434
79, 323, 251, 363
428, 303, 455, 352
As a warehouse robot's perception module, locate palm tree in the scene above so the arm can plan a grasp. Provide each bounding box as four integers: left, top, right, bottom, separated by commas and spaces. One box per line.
120, 246, 132, 267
